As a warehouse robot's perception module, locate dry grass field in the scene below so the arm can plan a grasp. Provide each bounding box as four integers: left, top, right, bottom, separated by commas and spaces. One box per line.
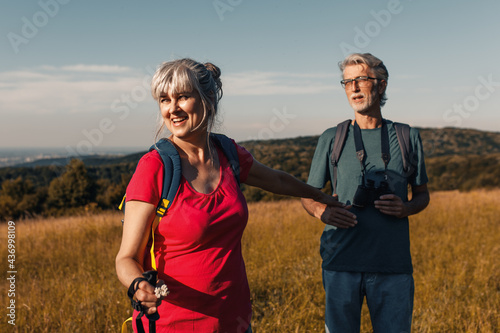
1, 190, 499, 332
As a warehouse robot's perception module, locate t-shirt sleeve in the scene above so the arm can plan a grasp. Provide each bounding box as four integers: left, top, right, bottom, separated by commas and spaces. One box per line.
307, 127, 336, 189
233, 140, 254, 183
409, 128, 429, 186
125, 150, 164, 205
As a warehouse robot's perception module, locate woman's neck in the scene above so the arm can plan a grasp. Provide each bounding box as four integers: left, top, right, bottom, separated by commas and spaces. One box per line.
170, 133, 212, 163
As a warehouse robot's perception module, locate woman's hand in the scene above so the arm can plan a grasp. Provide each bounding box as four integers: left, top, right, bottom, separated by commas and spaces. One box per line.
133, 280, 162, 315
316, 191, 345, 208
302, 195, 357, 229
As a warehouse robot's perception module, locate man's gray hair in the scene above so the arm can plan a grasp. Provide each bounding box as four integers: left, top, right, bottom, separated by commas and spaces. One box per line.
339, 53, 389, 107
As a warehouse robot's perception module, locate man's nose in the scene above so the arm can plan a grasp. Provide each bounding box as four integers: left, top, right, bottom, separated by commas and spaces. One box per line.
349, 81, 360, 91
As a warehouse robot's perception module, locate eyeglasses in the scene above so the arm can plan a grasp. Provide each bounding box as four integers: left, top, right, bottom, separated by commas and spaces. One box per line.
340, 76, 377, 89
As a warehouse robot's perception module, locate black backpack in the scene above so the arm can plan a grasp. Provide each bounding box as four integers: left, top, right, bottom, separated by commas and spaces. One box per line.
330, 119, 413, 194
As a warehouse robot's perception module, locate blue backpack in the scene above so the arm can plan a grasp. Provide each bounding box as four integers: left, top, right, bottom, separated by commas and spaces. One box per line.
118, 133, 241, 267
120, 133, 241, 217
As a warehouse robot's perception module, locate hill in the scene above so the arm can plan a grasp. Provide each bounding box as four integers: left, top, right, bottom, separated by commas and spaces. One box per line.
239, 126, 500, 159
417, 127, 500, 157
238, 127, 500, 195
0, 127, 499, 219
11, 126, 500, 169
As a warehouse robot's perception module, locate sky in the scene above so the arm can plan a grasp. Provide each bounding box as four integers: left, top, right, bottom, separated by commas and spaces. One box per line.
1, 0, 500, 154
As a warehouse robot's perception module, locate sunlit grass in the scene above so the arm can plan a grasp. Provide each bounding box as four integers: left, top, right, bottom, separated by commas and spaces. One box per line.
0, 213, 130, 333
1, 190, 499, 332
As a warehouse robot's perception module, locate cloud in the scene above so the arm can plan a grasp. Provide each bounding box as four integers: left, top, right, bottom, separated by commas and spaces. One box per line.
0, 70, 57, 81
0, 67, 341, 117
0, 65, 152, 115
60, 64, 133, 73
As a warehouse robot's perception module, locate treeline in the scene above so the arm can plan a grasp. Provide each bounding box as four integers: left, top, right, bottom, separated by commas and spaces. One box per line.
1, 128, 499, 220
0, 159, 134, 220
425, 153, 500, 191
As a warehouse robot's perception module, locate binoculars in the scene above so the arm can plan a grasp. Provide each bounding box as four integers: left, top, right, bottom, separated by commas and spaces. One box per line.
352, 179, 393, 208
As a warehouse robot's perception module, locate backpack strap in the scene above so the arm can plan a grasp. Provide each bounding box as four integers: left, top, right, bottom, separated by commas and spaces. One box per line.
393, 122, 413, 175
210, 133, 241, 186
329, 120, 415, 193
151, 139, 182, 217
117, 138, 182, 218
330, 119, 351, 194
151, 134, 241, 215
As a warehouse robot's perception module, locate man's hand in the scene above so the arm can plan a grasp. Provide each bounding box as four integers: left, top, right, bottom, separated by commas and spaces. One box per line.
374, 194, 408, 218
375, 184, 430, 218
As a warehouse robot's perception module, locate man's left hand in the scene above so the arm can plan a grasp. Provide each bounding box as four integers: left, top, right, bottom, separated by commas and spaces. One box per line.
374, 194, 408, 218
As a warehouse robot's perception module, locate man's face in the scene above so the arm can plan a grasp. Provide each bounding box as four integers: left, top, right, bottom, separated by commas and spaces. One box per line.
343, 64, 385, 114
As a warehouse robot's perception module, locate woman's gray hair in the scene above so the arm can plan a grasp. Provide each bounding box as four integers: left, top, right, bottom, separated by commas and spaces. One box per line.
151, 58, 223, 139
339, 53, 389, 107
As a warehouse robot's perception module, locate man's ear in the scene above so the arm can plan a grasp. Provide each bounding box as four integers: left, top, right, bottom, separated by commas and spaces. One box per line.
378, 80, 387, 95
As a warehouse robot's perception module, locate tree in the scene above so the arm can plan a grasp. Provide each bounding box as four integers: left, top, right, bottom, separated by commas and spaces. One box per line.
0, 177, 35, 220
1, 176, 33, 201
47, 159, 96, 210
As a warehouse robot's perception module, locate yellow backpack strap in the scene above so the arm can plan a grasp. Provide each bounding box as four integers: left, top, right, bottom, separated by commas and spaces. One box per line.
121, 317, 133, 333
149, 217, 161, 271
118, 194, 126, 211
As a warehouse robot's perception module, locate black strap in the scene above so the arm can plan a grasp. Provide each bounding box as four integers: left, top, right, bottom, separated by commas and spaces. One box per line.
353, 120, 391, 181
127, 277, 147, 333
331, 119, 351, 194
394, 122, 412, 174
353, 121, 366, 166
381, 121, 391, 177
127, 271, 159, 333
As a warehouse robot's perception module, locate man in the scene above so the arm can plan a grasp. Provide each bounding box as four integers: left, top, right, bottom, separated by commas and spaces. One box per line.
302, 53, 430, 333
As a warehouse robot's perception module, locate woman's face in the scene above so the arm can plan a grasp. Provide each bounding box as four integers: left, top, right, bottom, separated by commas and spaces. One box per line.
159, 89, 206, 140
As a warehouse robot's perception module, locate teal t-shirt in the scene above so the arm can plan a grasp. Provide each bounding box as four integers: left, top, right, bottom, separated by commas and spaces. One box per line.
307, 120, 428, 273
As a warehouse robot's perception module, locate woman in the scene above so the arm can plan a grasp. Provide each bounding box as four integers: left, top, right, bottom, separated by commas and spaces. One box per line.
115, 58, 341, 332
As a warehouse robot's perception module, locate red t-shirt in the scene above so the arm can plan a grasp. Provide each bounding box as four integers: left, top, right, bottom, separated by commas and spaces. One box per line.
126, 140, 254, 333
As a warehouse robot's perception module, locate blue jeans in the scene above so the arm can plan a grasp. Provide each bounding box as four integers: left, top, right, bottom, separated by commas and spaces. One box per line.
323, 270, 414, 333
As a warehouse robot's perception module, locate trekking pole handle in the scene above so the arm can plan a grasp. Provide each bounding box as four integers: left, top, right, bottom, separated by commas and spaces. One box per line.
142, 270, 157, 286
142, 270, 159, 333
